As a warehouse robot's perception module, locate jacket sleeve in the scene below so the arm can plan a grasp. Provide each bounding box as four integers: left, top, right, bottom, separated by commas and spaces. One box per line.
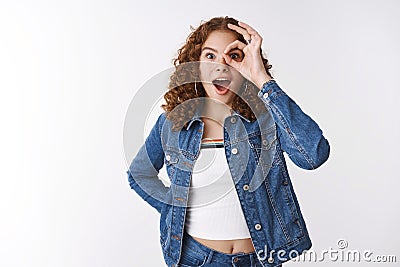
126, 113, 169, 213
257, 79, 330, 170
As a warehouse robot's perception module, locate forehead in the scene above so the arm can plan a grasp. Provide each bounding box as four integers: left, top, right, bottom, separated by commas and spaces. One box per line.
202, 30, 238, 48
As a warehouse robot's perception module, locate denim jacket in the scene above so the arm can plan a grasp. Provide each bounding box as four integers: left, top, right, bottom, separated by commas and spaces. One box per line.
126, 80, 330, 267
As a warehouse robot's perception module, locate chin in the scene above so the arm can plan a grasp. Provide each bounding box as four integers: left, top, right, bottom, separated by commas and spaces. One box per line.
207, 93, 234, 105
205, 87, 235, 105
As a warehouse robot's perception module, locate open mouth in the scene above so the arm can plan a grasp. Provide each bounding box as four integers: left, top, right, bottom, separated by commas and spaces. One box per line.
212, 78, 231, 92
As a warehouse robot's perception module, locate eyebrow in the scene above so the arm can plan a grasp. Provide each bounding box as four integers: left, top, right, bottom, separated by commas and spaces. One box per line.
202, 47, 243, 53
202, 47, 218, 53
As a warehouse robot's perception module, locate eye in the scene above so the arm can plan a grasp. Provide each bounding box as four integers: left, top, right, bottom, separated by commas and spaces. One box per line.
230, 53, 242, 61
205, 53, 215, 59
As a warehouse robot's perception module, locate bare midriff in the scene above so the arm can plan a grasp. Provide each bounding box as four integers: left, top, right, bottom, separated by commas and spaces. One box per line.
191, 236, 256, 254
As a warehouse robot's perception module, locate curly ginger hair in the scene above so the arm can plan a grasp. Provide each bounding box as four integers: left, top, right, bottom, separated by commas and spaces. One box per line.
161, 16, 274, 131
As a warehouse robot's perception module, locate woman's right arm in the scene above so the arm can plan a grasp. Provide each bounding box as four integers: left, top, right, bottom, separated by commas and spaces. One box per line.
126, 113, 169, 214
257, 80, 330, 170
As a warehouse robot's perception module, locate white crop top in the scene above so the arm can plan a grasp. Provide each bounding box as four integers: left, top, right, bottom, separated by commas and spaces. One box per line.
184, 138, 251, 240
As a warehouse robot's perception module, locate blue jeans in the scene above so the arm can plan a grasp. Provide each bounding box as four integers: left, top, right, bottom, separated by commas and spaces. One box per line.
177, 231, 282, 267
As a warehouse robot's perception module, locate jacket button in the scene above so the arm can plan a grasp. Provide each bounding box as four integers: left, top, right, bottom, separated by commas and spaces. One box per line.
231, 148, 238, 155
230, 117, 237, 123
243, 184, 249, 191
283, 180, 288, 186
165, 155, 171, 161
263, 92, 269, 99
262, 139, 268, 146
254, 223, 262, 230
267, 257, 274, 263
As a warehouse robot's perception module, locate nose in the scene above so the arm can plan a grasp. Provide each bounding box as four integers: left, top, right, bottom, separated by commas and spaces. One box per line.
216, 57, 228, 72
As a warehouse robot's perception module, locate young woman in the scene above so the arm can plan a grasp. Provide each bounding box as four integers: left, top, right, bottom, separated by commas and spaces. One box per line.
127, 16, 330, 267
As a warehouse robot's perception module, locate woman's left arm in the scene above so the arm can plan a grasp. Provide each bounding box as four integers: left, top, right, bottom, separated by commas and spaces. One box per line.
224, 21, 330, 170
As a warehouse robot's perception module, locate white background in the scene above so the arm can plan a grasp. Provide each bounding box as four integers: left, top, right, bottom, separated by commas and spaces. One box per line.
1, 0, 399, 266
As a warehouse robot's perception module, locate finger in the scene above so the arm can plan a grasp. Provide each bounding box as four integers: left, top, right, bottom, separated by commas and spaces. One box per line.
238, 21, 263, 41
222, 53, 240, 70
224, 40, 247, 54
227, 23, 251, 42
238, 21, 258, 34
250, 33, 262, 50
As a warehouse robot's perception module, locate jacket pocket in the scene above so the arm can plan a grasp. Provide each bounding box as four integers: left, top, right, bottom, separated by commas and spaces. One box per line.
248, 129, 277, 171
